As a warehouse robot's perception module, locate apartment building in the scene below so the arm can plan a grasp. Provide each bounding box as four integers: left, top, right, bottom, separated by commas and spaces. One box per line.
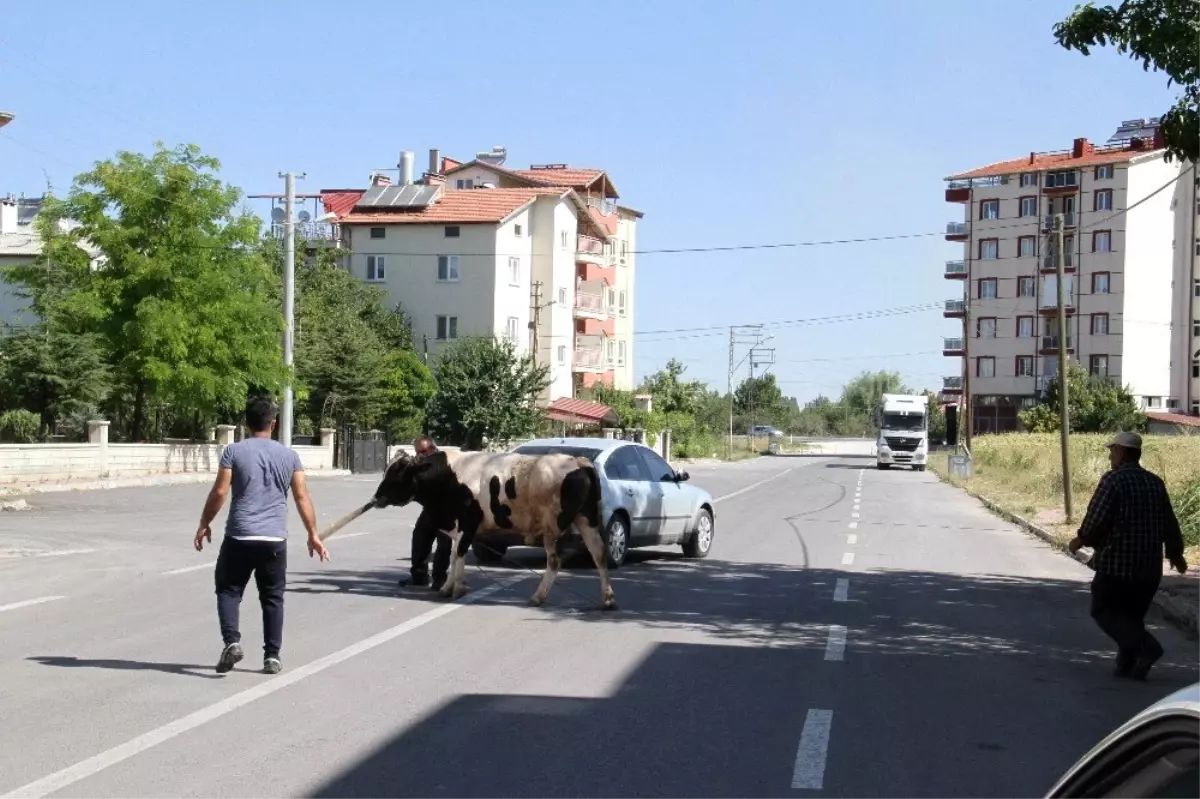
940, 119, 1198, 434
321, 148, 642, 405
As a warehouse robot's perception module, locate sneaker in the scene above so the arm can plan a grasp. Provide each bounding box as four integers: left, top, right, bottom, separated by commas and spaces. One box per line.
1129, 649, 1163, 681
216, 642, 243, 674
263, 656, 282, 675
431, 575, 447, 592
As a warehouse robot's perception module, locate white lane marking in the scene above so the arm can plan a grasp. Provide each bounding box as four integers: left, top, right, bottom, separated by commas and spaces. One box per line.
0, 596, 65, 614
851, 512, 860, 519
0, 548, 99, 561
162, 562, 213, 576
833, 578, 849, 602
331, 531, 372, 541
848, 521, 858, 530
841, 552, 855, 566
852, 503, 860, 511
712, 467, 796, 504
847, 534, 857, 545
792, 709, 834, 790
2, 575, 529, 799
824, 625, 847, 661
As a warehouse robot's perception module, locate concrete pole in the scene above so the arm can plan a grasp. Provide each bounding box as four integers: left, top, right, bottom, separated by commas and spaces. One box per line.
279, 171, 301, 448
1054, 213, 1073, 522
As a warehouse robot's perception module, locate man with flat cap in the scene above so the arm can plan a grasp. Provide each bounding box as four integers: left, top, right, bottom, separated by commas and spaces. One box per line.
1069, 431, 1188, 681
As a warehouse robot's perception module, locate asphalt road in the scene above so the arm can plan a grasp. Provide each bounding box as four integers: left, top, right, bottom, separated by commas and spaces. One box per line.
1, 454, 1196, 798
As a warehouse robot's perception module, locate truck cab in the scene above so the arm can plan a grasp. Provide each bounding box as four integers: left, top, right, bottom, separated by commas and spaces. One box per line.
874, 393, 929, 471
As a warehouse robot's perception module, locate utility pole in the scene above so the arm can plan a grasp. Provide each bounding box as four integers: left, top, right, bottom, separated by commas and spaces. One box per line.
963, 188, 973, 452
1054, 213, 1074, 521
726, 324, 764, 458
278, 171, 305, 448
727, 327, 735, 460
529, 281, 543, 366
748, 340, 776, 450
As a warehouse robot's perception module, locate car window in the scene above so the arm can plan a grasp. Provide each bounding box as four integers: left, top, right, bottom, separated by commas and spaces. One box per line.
604, 446, 646, 481
636, 447, 675, 481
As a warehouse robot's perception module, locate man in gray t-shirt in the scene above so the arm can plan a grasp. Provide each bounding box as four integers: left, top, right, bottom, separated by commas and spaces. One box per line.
194, 396, 329, 675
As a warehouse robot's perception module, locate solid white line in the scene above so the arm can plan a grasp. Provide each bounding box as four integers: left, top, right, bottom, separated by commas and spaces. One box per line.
0, 596, 65, 614
848, 521, 858, 530
841, 552, 855, 566
331, 531, 372, 541
824, 625, 847, 661
833, 578, 849, 602
847, 534, 857, 545
792, 709, 834, 789
162, 562, 213, 576
2, 575, 529, 799
712, 467, 795, 504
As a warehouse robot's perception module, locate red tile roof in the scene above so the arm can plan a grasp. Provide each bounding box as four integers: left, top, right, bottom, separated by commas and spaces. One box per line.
336, 188, 567, 226
1146, 411, 1200, 428
320, 190, 365, 218
544, 397, 619, 425
947, 140, 1165, 180
511, 168, 605, 188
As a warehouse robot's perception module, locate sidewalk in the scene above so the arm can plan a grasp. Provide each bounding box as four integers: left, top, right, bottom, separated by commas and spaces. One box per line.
0, 468, 352, 498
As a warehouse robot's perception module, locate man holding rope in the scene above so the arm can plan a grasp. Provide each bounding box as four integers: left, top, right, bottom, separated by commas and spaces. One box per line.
398, 435, 455, 591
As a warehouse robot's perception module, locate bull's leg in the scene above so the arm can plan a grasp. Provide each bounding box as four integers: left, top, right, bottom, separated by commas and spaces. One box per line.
446, 515, 479, 600
529, 531, 561, 606
577, 516, 617, 611
439, 526, 462, 598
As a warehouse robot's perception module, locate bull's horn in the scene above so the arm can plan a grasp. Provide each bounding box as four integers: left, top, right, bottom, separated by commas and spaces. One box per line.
317, 499, 377, 542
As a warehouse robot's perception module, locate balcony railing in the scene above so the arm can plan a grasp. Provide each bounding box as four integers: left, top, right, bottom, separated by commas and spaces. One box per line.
943, 376, 963, 390
945, 299, 965, 314
944, 259, 967, 276
574, 346, 603, 369
575, 291, 603, 314
270, 221, 338, 241
946, 221, 968, 236
1041, 335, 1073, 350
1042, 252, 1075, 269
576, 234, 604, 256
947, 176, 1003, 189
1042, 212, 1077, 230
943, 337, 965, 351
585, 197, 618, 216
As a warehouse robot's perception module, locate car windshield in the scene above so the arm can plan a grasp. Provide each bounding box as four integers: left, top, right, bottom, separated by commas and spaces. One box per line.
512, 445, 604, 461
882, 413, 925, 431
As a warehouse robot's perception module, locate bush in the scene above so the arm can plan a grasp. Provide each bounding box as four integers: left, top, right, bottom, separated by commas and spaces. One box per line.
1173, 475, 1200, 549
0, 409, 41, 443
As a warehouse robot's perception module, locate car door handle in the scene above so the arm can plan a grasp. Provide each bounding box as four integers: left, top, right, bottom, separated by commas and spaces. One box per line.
625, 489, 634, 496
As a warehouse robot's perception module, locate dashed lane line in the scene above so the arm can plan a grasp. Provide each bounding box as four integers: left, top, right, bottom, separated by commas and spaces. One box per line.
824, 625, 847, 661
161, 563, 213, 576
833, 578, 849, 602
0, 596, 65, 614
847, 534, 857, 545
841, 552, 855, 566
791, 709, 834, 790
712, 467, 797, 504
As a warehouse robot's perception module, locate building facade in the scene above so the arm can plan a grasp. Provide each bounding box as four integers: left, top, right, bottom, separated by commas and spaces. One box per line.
940, 120, 1198, 433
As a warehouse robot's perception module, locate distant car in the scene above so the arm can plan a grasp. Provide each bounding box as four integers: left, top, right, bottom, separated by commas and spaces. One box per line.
468, 437, 715, 568
1045, 681, 1198, 797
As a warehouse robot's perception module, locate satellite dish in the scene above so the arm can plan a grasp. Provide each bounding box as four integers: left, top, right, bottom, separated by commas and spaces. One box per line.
271, 206, 286, 223
298, 209, 311, 223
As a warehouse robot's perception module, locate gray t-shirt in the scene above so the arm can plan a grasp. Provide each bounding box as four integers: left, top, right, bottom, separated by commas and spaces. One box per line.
219, 436, 304, 540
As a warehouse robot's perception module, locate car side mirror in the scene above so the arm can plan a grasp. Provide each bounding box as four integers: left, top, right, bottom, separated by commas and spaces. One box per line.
675, 471, 690, 482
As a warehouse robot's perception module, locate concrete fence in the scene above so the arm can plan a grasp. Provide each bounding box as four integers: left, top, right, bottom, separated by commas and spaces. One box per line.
0, 422, 339, 487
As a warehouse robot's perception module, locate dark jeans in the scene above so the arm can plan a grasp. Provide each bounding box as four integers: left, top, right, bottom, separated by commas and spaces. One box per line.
1090, 571, 1163, 668
411, 509, 452, 583
215, 537, 287, 658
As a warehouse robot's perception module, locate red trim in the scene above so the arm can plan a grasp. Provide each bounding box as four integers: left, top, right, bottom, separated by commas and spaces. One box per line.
975, 356, 995, 378
1090, 312, 1110, 335
1016, 315, 1034, 337
1092, 229, 1113, 253
977, 277, 998, 299
1092, 271, 1111, 293
1018, 195, 1039, 218
1015, 355, 1035, 378
979, 199, 1000, 220
978, 237, 999, 260
1088, 354, 1109, 377
975, 316, 997, 338
1094, 164, 1114, 180
1093, 189, 1113, 212
945, 187, 969, 203
1018, 235, 1037, 257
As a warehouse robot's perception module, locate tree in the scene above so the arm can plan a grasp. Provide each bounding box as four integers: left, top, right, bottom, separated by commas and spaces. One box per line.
639, 359, 707, 416
9, 143, 288, 440
425, 336, 549, 449
0, 324, 110, 437
734, 373, 785, 419
839, 370, 910, 424
1053, 0, 1200, 163
1019, 361, 1147, 432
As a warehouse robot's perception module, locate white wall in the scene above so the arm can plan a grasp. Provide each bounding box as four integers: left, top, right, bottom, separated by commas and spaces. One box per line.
493, 207, 534, 355
530, 197, 578, 401
614, 212, 638, 389
1168, 168, 1198, 409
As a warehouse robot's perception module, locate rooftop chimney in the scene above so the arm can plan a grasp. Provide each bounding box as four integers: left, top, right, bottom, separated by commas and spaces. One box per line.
370, 172, 392, 187
1072, 137, 1093, 158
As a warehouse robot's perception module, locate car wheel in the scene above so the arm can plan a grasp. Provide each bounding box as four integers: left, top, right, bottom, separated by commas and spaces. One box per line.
605, 514, 629, 569
682, 508, 714, 559
471, 540, 507, 565
915, 465, 926, 472
877, 463, 891, 470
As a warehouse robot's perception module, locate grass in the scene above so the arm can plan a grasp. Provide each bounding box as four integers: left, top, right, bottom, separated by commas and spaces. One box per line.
930, 432, 1200, 560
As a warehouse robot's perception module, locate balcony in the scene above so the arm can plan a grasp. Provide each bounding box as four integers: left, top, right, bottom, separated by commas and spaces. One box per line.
576, 234, 605, 265
945, 221, 968, 241
944, 259, 967, 279
943, 336, 965, 355
574, 290, 606, 320
1041, 212, 1077, 231
1041, 252, 1075, 272
942, 376, 964, 393
944, 299, 966, 318
573, 345, 605, 371
1040, 335, 1074, 354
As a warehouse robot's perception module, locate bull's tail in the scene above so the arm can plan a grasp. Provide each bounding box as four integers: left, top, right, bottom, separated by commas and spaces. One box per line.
576, 456, 604, 532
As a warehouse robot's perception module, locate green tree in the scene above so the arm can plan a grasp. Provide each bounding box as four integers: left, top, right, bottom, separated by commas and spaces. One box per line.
0, 324, 110, 437
1053, 0, 1199, 162
426, 336, 549, 449
639, 358, 707, 416
734, 373, 785, 420
9, 143, 287, 440
1019, 361, 1147, 432
839, 370, 911, 418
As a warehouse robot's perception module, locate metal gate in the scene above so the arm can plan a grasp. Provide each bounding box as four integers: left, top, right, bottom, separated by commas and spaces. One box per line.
338, 426, 388, 473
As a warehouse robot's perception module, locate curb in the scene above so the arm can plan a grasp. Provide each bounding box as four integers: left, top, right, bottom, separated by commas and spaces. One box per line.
935, 472, 1198, 638
0, 469, 353, 496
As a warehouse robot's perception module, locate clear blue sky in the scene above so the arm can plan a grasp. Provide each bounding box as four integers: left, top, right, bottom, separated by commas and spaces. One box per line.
0, 0, 1174, 403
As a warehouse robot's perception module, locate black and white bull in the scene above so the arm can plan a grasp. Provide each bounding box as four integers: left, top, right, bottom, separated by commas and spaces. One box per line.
373, 449, 616, 610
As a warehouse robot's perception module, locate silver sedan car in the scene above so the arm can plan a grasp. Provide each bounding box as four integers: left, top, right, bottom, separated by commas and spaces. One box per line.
466, 437, 715, 568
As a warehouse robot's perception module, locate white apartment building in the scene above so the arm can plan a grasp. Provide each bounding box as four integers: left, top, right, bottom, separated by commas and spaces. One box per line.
0, 194, 49, 328
940, 119, 1198, 434
322, 148, 642, 406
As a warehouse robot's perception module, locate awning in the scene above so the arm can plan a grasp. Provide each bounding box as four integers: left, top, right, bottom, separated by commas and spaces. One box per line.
544, 397, 620, 426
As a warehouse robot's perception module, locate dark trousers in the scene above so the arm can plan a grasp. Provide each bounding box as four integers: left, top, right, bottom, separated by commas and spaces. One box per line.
215, 537, 287, 658
1090, 572, 1163, 668
411, 510, 452, 583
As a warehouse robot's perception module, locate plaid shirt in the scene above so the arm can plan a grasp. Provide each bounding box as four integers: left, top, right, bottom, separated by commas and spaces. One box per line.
1077, 461, 1185, 578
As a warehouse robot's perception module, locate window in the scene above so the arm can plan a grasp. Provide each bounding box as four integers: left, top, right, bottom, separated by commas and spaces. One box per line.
513, 224, 523, 237
1145, 396, 1162, 409
617, 341, 626, 366
1193, 359, 1199, 378
437, 255, 460, 281
637, 447, 676, 482
1193, 321, 1199, 338
1017, 316, 1034, 338
606, 288, 617, 314
606, 340, 615, 364
455, 179, 474, 189
1095, 164, 1113, 180
1045, 170, 1078, 188
557, 345, 566, 364
978, 278, 998, 299
980, 200, 1000, 220
436, 315, 458, 340
618, 290, 627, 316
366, 255, 385, 281
1094, 189, 1113, 211
1093, 230, 1111, 253
1093, 272, 1110, 294
1018, 276, 1036, 297
1092, 313, 1109, 335
1019, 197, 1038, 217
559, 287, 568, 307
444, 226, 460, 238
979, 238, 999, 260
977, 357, 996, 378
1019, 236, 1036, 257
976, 317, 997, 338
508, 256, 520, 286
1194, 279, 1199, 297
1090, 355, 1109, 377
1020, 172, 1038, 187
370, 227, 386, 239
604, 446, 646, 482
560, 230, 568, 249
1016, 356, 1035, 377
620, 240, 628, 260
505, 316, 520, 343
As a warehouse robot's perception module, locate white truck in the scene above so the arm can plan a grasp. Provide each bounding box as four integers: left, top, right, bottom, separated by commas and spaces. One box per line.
873, 393, 929, 471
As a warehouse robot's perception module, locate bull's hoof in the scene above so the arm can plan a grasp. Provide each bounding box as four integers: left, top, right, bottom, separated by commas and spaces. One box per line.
451, 585, 468, 600
528, 595, 545, 607
439, 584, 454, 598
601, 597, 618, 612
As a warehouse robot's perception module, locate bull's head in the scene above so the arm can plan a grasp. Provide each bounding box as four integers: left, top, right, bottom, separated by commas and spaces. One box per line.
373, 450, 444, 508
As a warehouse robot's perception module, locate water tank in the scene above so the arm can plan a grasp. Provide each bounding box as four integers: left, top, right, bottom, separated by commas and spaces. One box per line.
399, 150, 414, 185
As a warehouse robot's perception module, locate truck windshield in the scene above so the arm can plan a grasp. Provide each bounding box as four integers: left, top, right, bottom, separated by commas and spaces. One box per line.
882, 413, 925, 431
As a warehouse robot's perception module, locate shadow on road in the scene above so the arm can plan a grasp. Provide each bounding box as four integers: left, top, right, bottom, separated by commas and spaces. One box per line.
26, 655, 223, 680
